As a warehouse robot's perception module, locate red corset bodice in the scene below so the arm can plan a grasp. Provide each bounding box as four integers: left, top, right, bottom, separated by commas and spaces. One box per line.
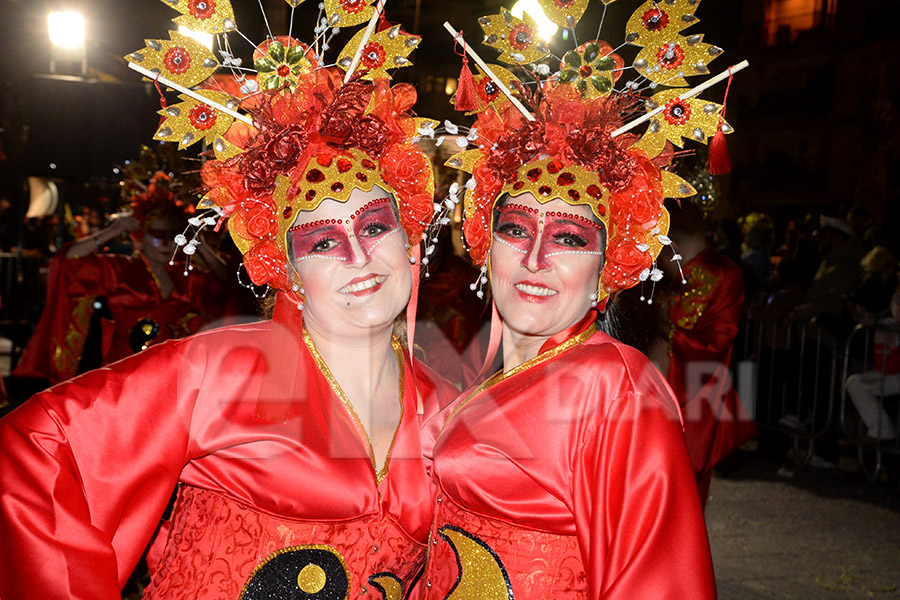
145, 486, 425, 600
423, 488, 587, 599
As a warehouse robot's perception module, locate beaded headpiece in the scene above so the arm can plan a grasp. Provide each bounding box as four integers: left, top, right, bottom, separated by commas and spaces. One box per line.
433, 0, 744, 303
126, 0, 436, 303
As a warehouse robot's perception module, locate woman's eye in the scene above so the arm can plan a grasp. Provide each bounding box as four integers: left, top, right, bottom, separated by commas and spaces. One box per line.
553, 232, 588, 248
360, 222, 391, 237
496, 222, 529, 238
310, 238, 339, 253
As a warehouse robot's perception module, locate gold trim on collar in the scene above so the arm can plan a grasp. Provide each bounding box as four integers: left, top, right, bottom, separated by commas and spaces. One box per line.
440, 323, 597, 437
302, 329, 405, 485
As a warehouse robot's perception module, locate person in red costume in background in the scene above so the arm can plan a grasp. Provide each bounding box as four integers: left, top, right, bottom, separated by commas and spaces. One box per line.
0, 3, 458, 597
418, 1, 733, 594
11, 164, 228, 390
657, 199, 758, 507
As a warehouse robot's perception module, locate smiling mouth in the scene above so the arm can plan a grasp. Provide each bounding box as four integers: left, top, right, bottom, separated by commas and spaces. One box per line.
339, 274, 387, 295
515, 283, 557, 297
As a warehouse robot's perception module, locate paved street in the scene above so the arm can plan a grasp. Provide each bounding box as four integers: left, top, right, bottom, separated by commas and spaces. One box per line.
707, 450, 900, 599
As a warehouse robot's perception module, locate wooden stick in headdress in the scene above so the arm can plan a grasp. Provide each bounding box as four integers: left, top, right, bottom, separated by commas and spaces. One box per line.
128, 62, 254, 125
442, 21, 535, 122
611, 59, 749, 138
343, 0, 389, 83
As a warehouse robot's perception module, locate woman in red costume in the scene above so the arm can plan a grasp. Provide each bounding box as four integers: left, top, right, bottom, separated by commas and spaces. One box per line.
419, 1, 737, 596
12, 167, 228, 387
0, 3, 457, 596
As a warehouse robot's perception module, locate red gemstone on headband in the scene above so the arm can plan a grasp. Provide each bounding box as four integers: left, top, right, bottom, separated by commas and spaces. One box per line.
547, 160, 563, 174
526, 168, 542, 182
336, 158, 352, 173
568, 189, 580, 201
331, 182, 344, 193
306, 169, 325, 183
586, 184, 604, 198
557, 172, 576, 186
317, 155, 333, 167
283, 206, 292, 219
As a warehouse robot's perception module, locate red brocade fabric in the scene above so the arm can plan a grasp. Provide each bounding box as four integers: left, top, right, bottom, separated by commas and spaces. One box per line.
423, 327, 716, 599
144, 486, 425, 599
0, 300, 456, 599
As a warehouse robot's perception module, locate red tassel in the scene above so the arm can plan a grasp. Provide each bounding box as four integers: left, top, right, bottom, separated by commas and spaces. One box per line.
707, 67, 734, 175
455, 64, 477, 112
708, 124, 731, 175
453, 30, 477, 112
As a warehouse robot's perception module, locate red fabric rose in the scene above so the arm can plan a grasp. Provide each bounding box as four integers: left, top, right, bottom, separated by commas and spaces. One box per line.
602, 237, 652, 291
351, 114, 390, 158
238, 123, 309, 193
243, 240, 288, 287
381, 145, 429, 195
464, 208, 492, 266
609, 185, 662, 230
398, 191, 433, 244
242, 200, 278, 239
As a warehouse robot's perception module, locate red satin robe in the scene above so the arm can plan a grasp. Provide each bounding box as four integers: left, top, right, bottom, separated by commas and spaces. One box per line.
13, 246, 222, 385
0, 296, 456, 599
423, 321, 716, 599
664, 248, 757, 503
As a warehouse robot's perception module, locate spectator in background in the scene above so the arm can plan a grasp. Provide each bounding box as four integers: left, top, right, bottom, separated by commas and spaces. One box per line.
845, 283, 900, 441
849, 246, 898, 325
787, 215, 865, 334
658, 200, 757, 507
740, 212, 775, 296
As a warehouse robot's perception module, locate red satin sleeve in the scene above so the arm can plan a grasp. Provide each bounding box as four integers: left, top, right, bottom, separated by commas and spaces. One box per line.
572, 381, 716, 599
0, 342, 195, 599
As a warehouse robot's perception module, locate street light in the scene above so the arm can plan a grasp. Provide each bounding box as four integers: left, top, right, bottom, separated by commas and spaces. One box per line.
511, 0, 558, 42
48, 11, 85, 49
48, 11, 87, 75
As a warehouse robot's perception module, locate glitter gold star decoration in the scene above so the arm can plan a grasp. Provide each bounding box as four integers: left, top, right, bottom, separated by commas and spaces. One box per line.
337, 25, 420, 80
633, 88, 730, 158
479, 8, 550, 65
158, 0, 237, 34
155, 90, 238, 149
126, 30, 219, 88
536, 0, 589, 29
324, 0, 376, 28
625, 0, 722, 87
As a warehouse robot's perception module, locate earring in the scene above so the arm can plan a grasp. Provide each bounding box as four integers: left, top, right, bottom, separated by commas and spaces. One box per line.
589, 292, 598, 308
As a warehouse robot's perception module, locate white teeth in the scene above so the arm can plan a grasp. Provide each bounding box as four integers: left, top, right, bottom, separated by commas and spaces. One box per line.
515, 283, 557, 297
340, 275, 387, 294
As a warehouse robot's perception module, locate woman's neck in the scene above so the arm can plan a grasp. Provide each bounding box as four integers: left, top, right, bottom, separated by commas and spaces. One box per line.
304, 318, 398, 399
500, 327, 550, 373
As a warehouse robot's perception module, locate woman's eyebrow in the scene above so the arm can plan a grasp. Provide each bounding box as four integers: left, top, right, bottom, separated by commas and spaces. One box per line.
291, 222, 342, 237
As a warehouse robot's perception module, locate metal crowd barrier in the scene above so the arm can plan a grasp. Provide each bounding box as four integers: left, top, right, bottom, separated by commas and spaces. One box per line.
840, 324, 900, 490
737, 315, 840, 475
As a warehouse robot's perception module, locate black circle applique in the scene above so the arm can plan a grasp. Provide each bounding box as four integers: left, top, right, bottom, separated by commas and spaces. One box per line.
240, 545, 350, 599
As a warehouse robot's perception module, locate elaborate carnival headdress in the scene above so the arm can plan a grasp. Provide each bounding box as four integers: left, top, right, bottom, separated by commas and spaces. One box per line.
125, 0, 437, 307
429, 0, 746, 305
120, 143, 198, 232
